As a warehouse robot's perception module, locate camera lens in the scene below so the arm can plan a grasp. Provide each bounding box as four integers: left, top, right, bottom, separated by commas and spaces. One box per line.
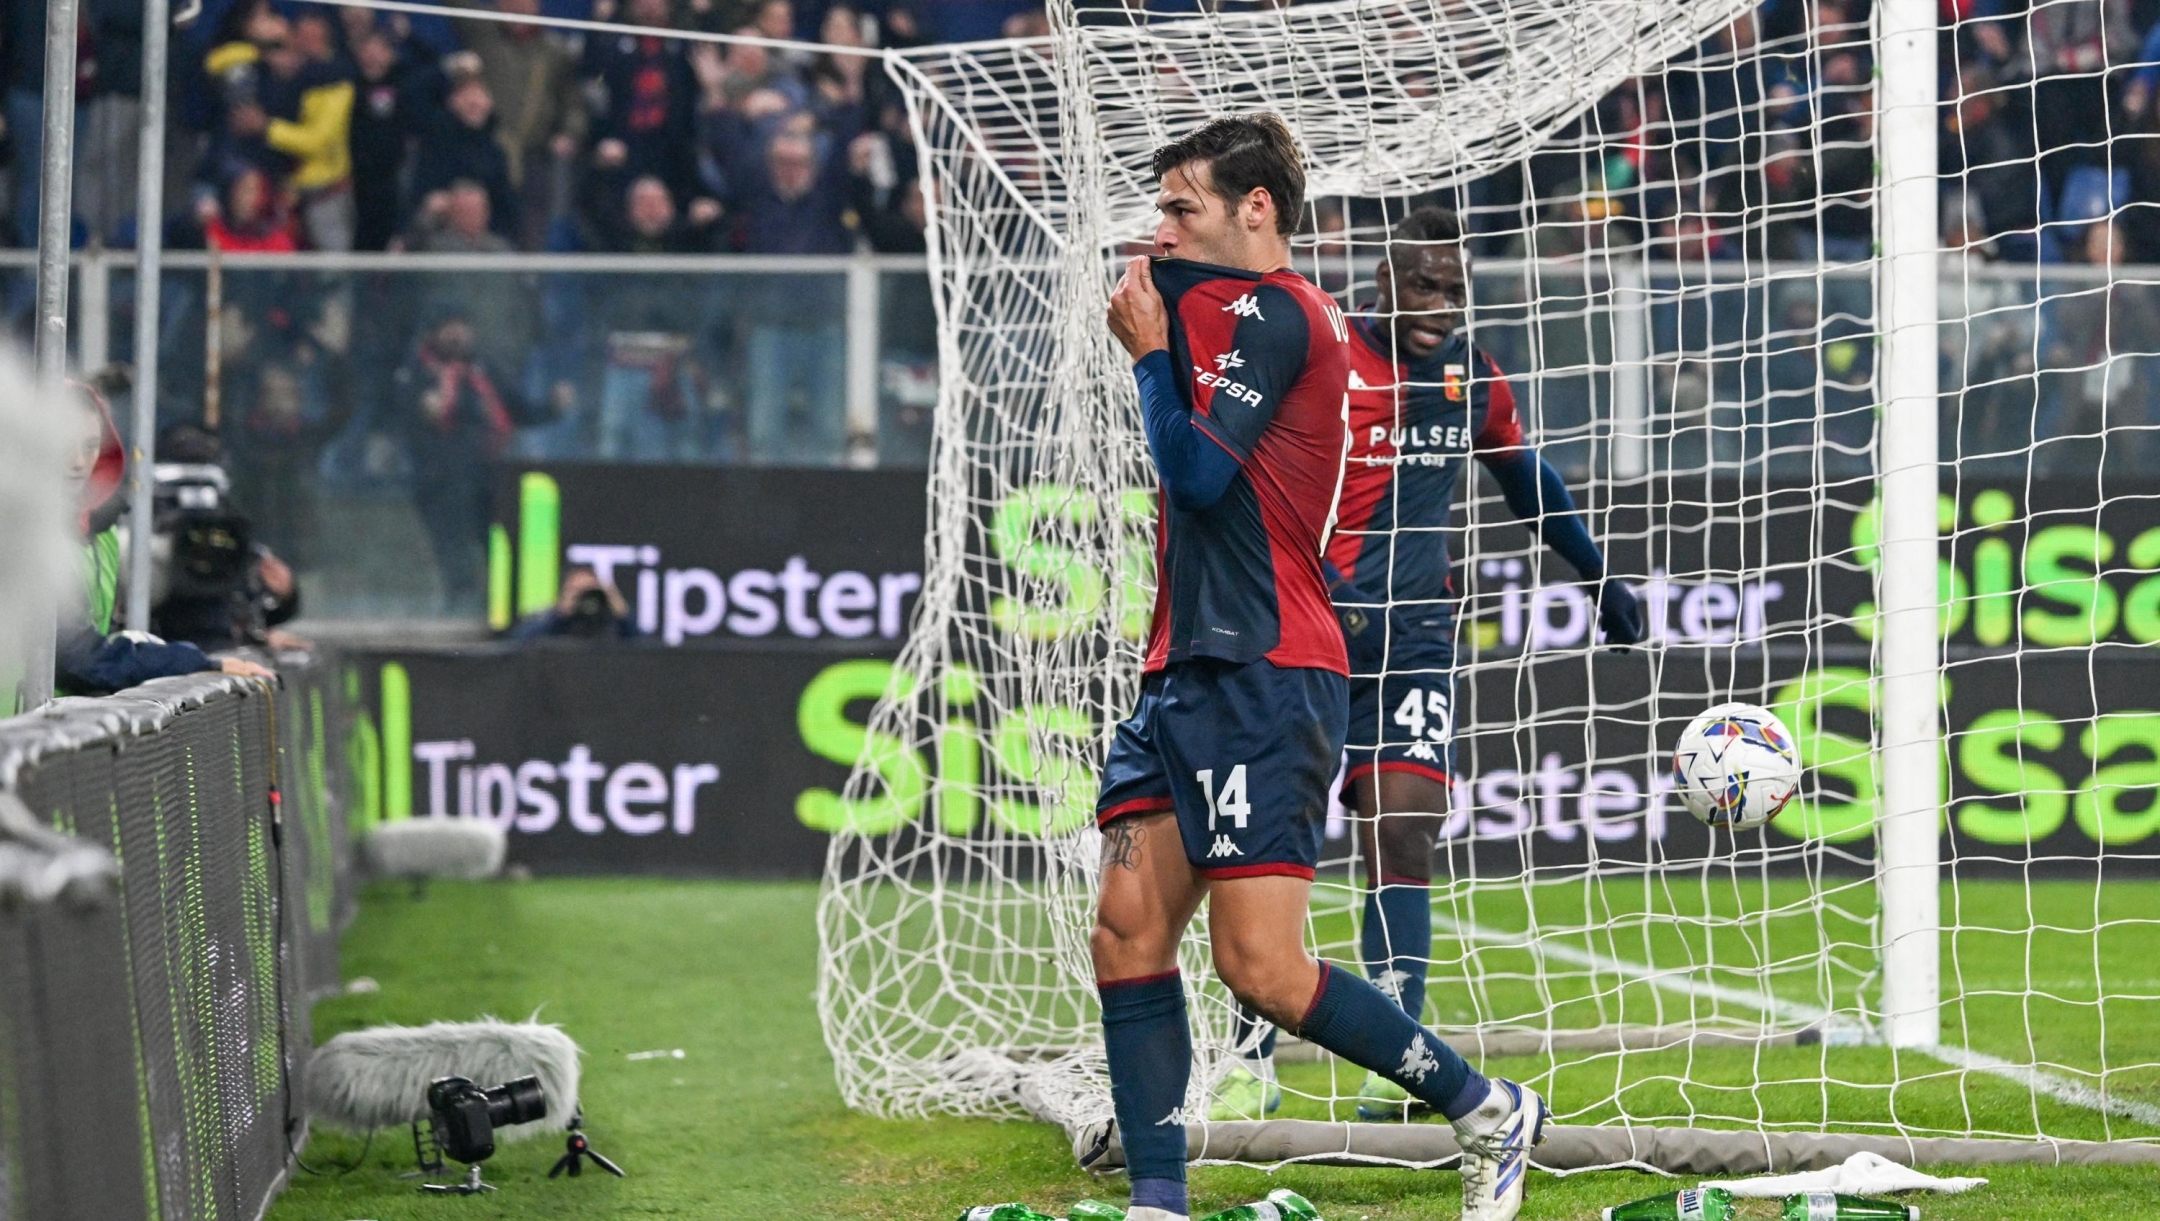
485, 1075, 548, 1127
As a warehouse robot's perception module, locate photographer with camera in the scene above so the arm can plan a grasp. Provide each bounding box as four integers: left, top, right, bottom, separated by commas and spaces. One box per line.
55, 385, 273, 697
507, 565, 639, 642
144, 425, 307, 654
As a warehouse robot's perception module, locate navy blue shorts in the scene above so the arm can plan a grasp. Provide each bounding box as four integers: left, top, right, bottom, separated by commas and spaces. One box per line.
1342, 611, 1458, 788
1095, 658, 1348, 880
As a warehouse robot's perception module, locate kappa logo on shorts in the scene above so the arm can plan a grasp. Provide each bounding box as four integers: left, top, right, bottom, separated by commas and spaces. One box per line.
1406, 741, 1441, 763
1206, 835, 1244, 859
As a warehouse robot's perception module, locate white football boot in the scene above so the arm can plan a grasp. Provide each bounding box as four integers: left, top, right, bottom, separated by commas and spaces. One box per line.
1450, 1078, 1548, 1221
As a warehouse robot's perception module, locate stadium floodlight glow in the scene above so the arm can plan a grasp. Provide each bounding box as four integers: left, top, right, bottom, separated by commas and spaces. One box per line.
815, 0, 2160, 1176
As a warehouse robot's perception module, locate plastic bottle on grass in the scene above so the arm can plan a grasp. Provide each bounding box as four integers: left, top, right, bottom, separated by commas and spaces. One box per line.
958, 1205, 1059, 1221
1779, 1192, 1919, 1221
1067, 1202, 1128, 1221
1600, 1186, 1737, 1221
1194, 1188, 1322, 1221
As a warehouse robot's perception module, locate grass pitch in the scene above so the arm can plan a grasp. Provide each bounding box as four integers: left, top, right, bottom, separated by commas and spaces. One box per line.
268, 879, 2160, 1220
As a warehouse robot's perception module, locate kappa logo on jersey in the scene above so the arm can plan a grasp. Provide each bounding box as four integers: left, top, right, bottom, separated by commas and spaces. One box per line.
1222, 292, 1265, 320
1206, 835, 1244, 859
1397, 1037, 1440, 1084
1348, 368, 1381, 391
1193, 365, 1266, 407
1214, 349, 1247, 371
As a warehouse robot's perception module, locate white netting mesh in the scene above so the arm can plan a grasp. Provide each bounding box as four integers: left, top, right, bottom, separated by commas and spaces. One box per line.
819, 0, 2160, 1159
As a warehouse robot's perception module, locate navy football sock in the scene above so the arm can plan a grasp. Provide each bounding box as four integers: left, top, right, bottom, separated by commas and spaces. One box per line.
1231, 1004, 1277, 1064
1361, 878, 1432, 1022
1297, 962, 1488, 1120
1099, 971, 1191, 1215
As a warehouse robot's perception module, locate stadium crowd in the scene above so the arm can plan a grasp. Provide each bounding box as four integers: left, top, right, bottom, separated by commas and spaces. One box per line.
0, 0, 1005, 256
7, 0, 2160, 263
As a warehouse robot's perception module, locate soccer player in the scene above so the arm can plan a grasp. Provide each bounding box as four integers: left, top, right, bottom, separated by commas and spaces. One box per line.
1090, 122, 1549, 1221
1208, 205, 1646, 1129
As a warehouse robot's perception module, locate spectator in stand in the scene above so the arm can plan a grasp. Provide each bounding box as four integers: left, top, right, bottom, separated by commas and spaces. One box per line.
582, 0, 703, 207
4, 0, 69, 246
687, 32, 809, 144
602, 172, 726, 252
453, 0, 588, 250
407, 178, 514, 254
2029, 0, 2139, 200
217, 19, 357, 250
77, 0, 147, 246
395, 305, 537, 611
752, 0, 797, 42
738, 129, 854, 462
1814, 88, 1874, 264
1942, 64, 2040, 261
349, 26, 421, 251
850, 138, 925, 254
406, 71, 520, 241
703, 91, 860, 254
916, 0, 1041, 44
406, 179, 537, 378
590, 175, 723, 461
196, 166, 298, 253
811, 6, 896, 130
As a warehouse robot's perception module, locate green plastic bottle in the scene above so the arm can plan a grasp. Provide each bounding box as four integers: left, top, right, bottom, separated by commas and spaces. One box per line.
1778, 1192, 1919, 1221
1067, 1202, 1128, 1221
957, 1206, 1058, 1221
1600, 1186, 1738, 1221
1194, 1188, 1323, 1221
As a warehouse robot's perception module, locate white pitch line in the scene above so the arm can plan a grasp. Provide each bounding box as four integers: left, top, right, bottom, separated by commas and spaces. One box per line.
1922, 1043, 2160, 1130
1435, 914, 2160, 1132
1431, 913, 1830, 1026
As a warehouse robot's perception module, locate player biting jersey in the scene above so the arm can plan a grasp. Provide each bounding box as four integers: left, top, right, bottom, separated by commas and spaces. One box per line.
1087, 125, 1551, 1221
1211, 206, 1646, 1140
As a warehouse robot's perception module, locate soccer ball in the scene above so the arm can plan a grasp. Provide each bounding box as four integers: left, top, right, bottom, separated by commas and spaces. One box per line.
1673, 702, 1802, 832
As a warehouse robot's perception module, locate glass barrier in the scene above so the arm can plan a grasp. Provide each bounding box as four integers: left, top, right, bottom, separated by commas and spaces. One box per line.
4, 249, 2159, 622
85, 256, 928, 620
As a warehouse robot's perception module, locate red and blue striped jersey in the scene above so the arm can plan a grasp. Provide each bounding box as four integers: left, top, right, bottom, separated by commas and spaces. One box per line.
1324, 315, 1525, 614
1143, 257, 1352, 675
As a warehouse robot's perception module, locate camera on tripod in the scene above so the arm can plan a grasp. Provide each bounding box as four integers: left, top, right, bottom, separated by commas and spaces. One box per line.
426, 1075, 546, 1167
413, 1074, 622, 1194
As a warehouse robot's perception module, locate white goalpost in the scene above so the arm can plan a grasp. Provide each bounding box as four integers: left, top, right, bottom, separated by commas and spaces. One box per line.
818, 0, 2160, 1172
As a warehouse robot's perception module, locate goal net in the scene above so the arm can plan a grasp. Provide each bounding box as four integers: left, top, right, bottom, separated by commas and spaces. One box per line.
820, 0, 2160, 1168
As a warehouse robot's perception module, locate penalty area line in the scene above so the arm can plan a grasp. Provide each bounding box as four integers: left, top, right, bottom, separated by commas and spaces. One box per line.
1432, 914, 2160, 1132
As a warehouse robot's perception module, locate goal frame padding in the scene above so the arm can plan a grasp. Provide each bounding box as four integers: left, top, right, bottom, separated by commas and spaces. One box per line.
1090, 1121, 2160, 1173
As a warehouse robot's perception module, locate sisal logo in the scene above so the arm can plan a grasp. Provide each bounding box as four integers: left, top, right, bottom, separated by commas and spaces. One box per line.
489, 471, 922, 645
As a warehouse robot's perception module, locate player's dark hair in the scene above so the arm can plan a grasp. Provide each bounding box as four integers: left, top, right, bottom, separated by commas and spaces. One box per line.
1150, 114, 1307, 237
1391, 205, 1464, 249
